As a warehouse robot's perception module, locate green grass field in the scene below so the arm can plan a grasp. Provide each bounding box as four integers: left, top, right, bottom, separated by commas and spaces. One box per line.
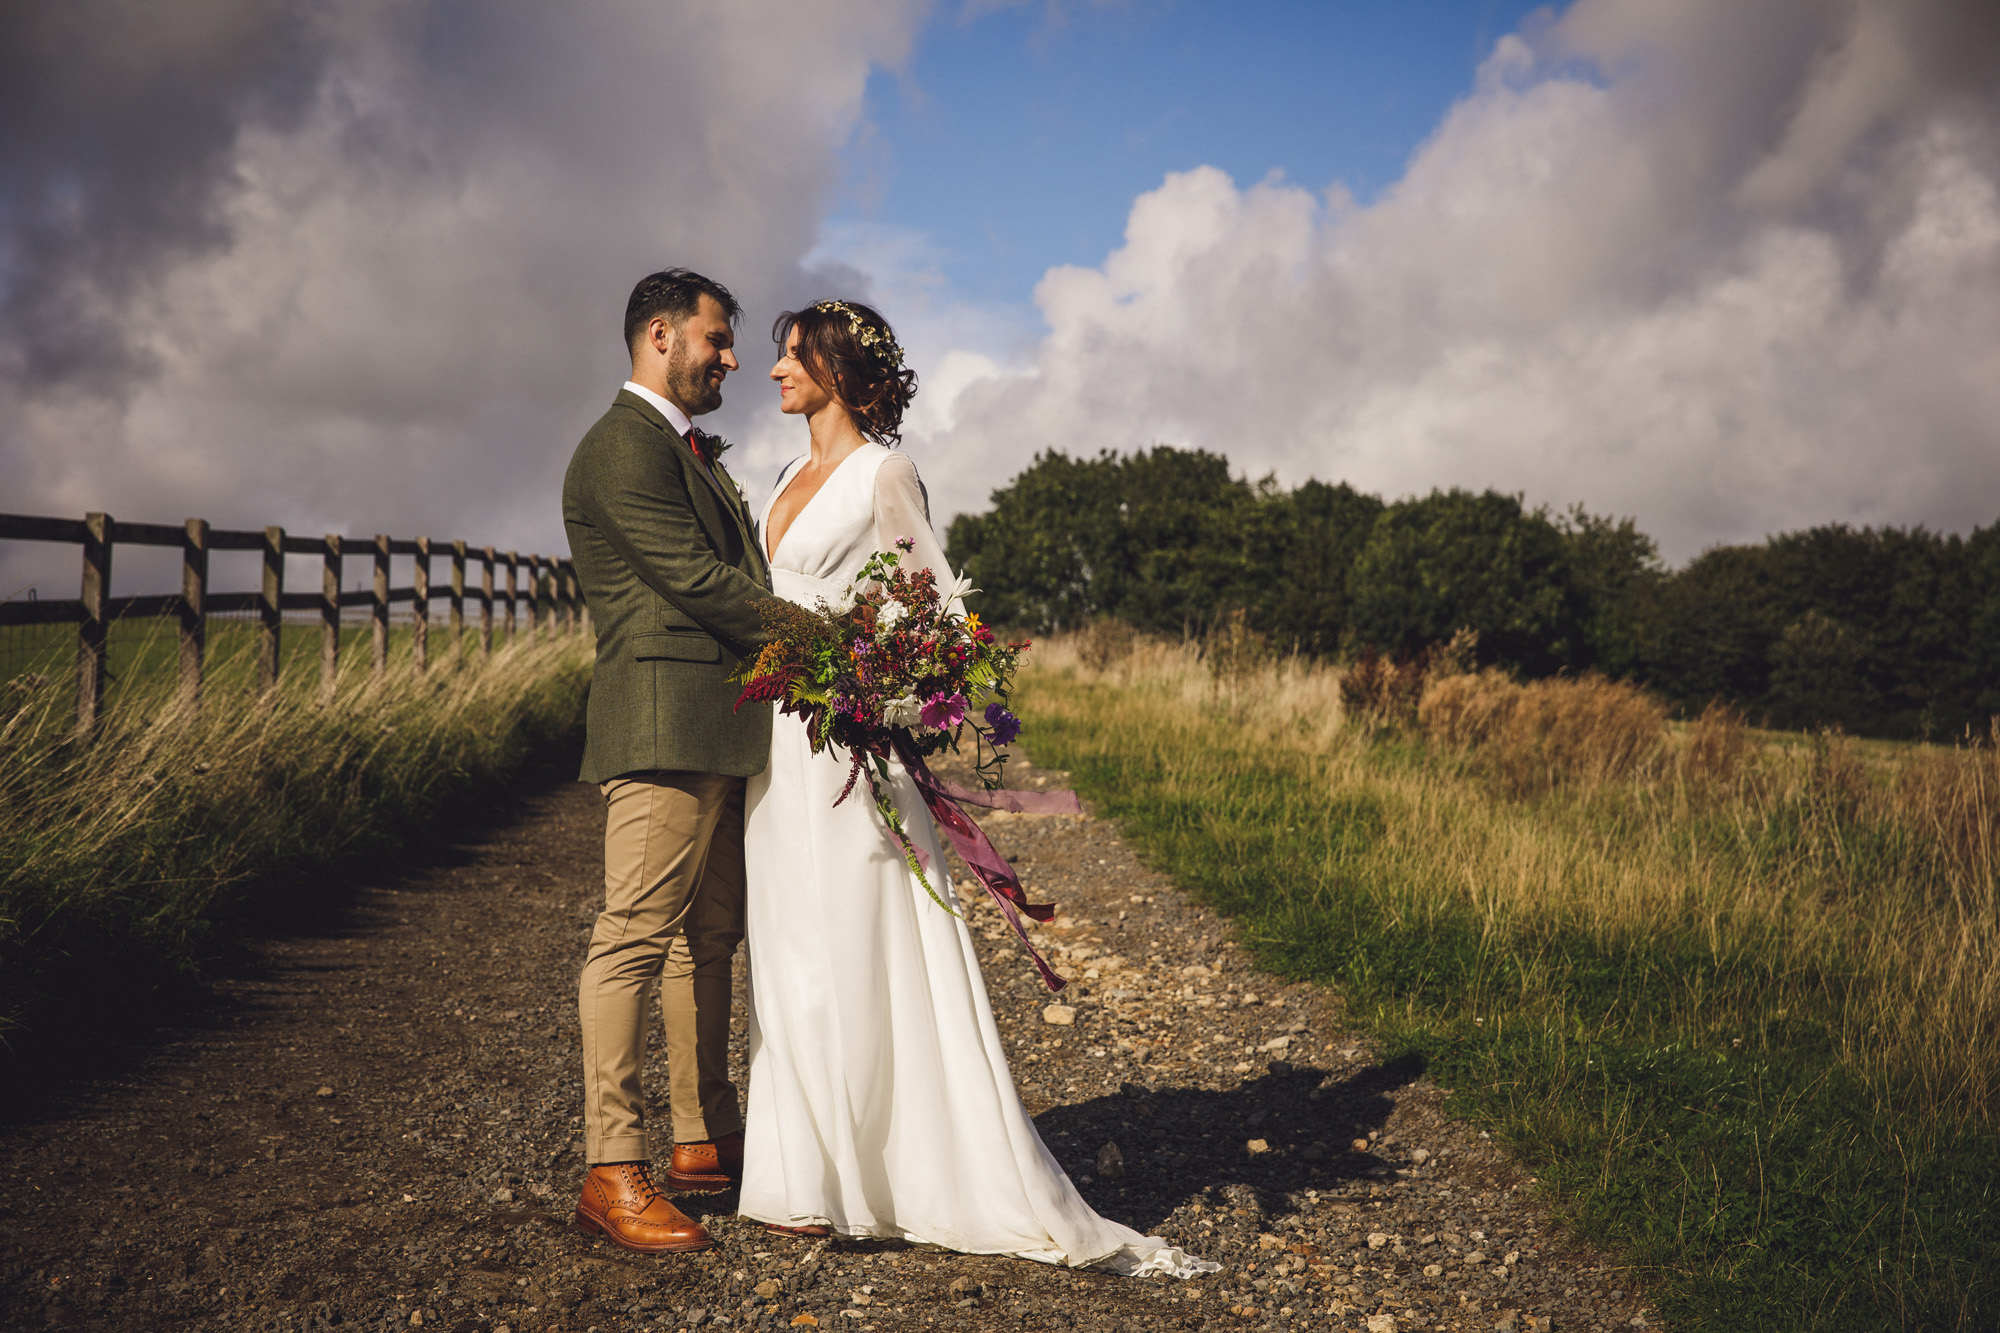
1016, 634, 1999, 1332
0, 615, 539, 697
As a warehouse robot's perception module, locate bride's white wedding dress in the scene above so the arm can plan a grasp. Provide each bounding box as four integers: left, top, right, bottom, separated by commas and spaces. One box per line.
737, 442, 1213, 1277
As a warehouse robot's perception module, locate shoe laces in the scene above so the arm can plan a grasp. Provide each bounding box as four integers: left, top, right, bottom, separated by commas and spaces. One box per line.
621, 1163, 666, 1208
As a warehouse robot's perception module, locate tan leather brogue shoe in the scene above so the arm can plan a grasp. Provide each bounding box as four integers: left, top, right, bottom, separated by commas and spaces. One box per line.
665, 1132, 744, 1193
574, 1162, 713, 1254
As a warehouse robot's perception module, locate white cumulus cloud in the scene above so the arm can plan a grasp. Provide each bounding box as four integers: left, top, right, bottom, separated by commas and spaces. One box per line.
910, 0, 2000, 561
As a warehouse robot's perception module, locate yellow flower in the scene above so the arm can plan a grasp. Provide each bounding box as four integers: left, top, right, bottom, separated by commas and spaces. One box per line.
965, 612, 983, 633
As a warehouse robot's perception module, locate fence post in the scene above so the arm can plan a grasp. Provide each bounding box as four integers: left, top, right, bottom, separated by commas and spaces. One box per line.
259, 526, 285, 693
534, 555, 549, 641
450, 540, 467, 665
540, 556, 556, 640
558, 560, 575, 634
518, 555, 532, 643
321, 534, 342, 701
479, 546, 495, 656
75, 512, 113, 735
412, 536, 431, 677
504, 551, 519, 642
372, 534, 391, 679
179, 518, 208, 711
522, 555, 538, 642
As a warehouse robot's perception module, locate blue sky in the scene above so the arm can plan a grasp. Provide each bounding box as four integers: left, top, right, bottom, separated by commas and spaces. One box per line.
7, 0, 1995, 582
824, 1, 1554, 315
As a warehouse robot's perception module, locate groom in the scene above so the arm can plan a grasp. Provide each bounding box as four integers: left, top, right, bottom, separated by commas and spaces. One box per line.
561, 268, 775, 1254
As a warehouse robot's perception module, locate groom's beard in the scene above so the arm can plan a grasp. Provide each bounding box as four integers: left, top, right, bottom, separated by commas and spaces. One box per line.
666, 341, 725, 415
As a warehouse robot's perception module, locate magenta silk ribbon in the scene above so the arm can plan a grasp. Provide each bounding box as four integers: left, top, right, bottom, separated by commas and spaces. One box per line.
889, 735, 1081, 993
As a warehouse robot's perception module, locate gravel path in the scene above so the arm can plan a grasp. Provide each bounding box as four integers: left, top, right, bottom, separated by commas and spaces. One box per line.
0, 757, 1661, 1333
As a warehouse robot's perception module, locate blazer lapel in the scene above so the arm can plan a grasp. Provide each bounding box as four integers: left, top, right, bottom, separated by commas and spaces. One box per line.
700, 458, 767, 580
613, 389, 763, 564
683, 437, 741, 511
614, 390, 728, 499
727, 465, 770, 582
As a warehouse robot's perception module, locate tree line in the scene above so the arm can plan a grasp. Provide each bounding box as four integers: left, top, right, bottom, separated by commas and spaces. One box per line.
944, 446, 2000, 740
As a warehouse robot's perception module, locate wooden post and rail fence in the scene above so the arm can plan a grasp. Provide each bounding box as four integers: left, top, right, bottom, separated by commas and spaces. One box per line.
0, 511, 584, 733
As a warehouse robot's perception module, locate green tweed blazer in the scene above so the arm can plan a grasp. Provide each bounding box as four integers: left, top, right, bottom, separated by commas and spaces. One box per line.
562, 389, 775, 782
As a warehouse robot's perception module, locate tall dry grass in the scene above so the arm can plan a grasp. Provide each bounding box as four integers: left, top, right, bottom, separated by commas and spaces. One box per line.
1418, 668, 1670, 792
1020, 627, 2000, 1323
0, 631, 591, 1038
1060, 618, 1351, 749
1027, 627, 2000, 1128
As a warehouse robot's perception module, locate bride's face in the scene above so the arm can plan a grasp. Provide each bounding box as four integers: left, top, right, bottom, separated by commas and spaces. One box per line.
771, 329, 833, 418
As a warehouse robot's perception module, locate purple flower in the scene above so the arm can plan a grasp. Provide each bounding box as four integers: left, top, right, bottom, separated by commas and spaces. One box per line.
894, 535, 915, 553
920, 690, 968, 730
984, 702, 1022, 746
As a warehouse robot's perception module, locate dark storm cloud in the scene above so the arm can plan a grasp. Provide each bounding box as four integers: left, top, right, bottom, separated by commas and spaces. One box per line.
1, 1, 926, 593
0, 1, 326, 385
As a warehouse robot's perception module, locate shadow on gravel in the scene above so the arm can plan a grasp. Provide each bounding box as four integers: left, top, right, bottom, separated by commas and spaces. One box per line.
1034, 1054, 1426, 1233
0, 756, 579, 1124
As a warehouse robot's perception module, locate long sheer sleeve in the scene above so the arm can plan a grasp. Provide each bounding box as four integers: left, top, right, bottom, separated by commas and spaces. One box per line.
872, 452, 955, 590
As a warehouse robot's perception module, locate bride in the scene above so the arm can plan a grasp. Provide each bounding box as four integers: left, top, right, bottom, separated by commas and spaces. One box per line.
737, 299, 1213, 1278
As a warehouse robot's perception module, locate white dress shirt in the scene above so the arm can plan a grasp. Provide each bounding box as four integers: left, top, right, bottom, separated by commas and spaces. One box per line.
622, 380, 693, 439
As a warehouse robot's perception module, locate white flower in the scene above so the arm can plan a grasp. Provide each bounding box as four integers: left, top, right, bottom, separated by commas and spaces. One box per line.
877, 601, 907, 631
942, 571, 979, 606
826, 586, 858, 616
883, 694, 925, 728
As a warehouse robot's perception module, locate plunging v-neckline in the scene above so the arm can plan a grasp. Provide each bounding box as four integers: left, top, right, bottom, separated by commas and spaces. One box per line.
764, 445, 870, 564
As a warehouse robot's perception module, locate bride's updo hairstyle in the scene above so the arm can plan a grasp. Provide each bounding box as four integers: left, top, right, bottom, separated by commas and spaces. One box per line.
773, 300, 918, 445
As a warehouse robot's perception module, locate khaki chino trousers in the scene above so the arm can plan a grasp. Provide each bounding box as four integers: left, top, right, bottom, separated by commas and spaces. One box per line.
579, 771, 746, 1163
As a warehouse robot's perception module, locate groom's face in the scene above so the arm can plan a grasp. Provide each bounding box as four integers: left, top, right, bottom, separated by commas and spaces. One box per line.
662, 294, 738, 416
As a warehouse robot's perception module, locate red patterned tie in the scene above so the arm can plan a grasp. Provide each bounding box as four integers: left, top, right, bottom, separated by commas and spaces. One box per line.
686, 427, 717, 467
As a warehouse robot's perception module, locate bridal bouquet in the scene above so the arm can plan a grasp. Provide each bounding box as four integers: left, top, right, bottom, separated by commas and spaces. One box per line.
734, 538, 1076, 991
736, 539, 1024, 775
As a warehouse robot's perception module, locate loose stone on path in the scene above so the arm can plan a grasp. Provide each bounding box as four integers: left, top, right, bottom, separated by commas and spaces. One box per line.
0, 756, 1664, 1331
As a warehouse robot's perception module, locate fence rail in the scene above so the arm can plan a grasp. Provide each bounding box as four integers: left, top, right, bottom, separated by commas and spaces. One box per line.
0, 511, 583, 733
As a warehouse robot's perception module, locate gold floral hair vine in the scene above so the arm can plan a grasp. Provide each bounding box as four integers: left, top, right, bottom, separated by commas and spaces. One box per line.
813, 300, 905, 369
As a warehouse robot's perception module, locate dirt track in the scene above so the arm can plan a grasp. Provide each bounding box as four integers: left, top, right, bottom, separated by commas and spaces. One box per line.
0, 757, 1659, 1333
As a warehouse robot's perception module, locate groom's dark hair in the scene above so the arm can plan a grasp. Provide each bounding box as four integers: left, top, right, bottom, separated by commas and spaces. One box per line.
624, 268, 741, 351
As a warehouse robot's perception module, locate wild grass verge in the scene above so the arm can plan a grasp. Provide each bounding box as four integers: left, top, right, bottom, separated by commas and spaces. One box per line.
1017, 630, 1999, 1332
0, 630, 591, 1057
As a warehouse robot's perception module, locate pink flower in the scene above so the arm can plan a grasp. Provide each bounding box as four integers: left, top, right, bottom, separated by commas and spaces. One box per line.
919, 690, 967, 730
